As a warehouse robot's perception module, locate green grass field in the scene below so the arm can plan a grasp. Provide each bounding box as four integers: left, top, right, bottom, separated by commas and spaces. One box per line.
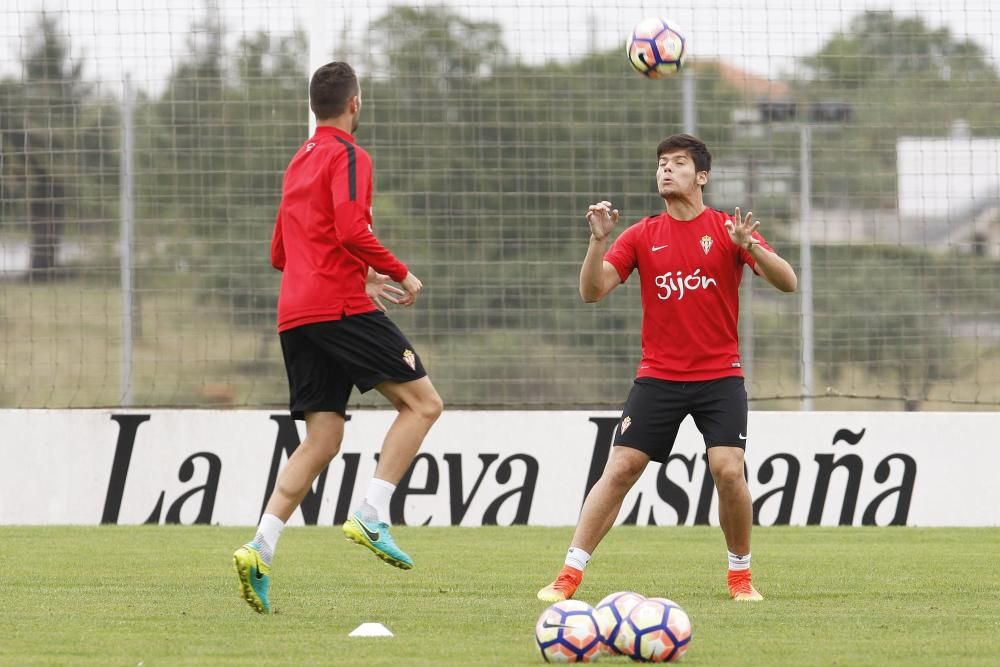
4, 526, 999, 665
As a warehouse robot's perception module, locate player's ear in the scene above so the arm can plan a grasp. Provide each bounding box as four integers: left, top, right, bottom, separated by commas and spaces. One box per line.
696, 171, 709, 187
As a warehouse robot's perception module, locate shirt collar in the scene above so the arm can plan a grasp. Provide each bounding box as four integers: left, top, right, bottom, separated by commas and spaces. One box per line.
313, 125, 355, 142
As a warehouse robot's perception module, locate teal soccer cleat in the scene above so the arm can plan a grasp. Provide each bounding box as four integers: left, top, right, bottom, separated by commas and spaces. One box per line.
342, 512, 414, 570
233, 542, 271, 613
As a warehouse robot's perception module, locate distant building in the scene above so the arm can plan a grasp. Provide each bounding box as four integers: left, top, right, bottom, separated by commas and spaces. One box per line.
700, 64, 1000, 257
895, 128, 1000, 256
897, 135, 1000, 221
705, 59, 791, 100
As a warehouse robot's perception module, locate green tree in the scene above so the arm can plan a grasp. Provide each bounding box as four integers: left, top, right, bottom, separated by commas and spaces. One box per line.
137, 5, 306, 328
811, 247, 957, 410
211, 30, 307, 327
803, 10, 996, 88
142, 3, 228, 238
0, 13, 117, 279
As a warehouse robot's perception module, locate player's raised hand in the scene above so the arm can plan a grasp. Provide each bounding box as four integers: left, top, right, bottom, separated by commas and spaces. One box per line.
586, 200, 619, 241
365, 270, 406, 311
725, 207, 761, 250
398, 271, 423, 307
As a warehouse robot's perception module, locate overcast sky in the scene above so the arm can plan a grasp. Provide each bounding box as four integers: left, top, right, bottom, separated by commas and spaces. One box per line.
2, 0, 998, 95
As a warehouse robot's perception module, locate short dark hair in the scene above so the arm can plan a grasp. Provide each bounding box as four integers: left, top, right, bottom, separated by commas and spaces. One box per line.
656, 134, 712, 173
309, 62, 359, 120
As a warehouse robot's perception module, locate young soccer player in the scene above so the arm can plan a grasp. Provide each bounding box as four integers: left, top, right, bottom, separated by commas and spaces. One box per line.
538, 134, 797, 603
233, 62, 443, 614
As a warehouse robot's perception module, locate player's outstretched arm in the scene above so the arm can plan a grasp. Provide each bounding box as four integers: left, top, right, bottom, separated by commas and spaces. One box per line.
580, 201, 623, 302
725, 207, 797, 293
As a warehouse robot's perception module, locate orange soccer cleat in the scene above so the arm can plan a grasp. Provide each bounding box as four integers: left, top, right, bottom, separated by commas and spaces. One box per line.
537, 565, 584, 602
728, 569, 764, 601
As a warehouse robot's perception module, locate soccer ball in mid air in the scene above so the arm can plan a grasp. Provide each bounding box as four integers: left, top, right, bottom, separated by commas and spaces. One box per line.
593, 590, 646, 654
614, 597, 692, 662
626, 17, 688, 78
535, 600, 603, 663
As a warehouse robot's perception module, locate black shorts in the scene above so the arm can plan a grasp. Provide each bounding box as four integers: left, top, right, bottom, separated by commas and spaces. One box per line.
279, 311, 427, 419
612, 376, 748, 463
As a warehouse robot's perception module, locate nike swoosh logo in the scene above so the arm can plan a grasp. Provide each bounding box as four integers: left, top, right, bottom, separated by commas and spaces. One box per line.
652, 244, 669, 252
542, 620, 573, 629
739, 433, 747, 440
357, 518, 380, 542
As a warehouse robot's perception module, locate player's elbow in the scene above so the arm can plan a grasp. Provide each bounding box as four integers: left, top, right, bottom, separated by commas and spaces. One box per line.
338, 229, 368, 255
784, 267, 799, 292
338, 235, 359, 254
776, 272, 797, 293
580, 285, 605, 303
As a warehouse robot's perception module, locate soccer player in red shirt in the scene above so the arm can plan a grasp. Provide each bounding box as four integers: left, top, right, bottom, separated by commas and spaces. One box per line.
538, 134, 797, 603
233, 62, 443, 614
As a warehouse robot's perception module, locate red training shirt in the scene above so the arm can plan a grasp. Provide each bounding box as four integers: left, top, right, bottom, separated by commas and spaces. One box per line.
603, 207, 773, 381
270, 126, 408, 332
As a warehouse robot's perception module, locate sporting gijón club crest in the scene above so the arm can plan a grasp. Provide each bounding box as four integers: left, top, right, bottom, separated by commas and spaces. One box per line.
99, 415, 915, 527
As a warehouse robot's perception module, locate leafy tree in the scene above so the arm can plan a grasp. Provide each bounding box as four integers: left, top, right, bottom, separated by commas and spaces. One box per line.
142, 3, 228, 238
803, 10, 996, 88
0, 13, 117, 279
213, 30, 307, 327
137, 5, 306, 328
811, 246, 957, 410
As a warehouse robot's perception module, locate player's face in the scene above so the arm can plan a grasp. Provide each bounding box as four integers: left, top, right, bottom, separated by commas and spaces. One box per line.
656, 150, 707, 198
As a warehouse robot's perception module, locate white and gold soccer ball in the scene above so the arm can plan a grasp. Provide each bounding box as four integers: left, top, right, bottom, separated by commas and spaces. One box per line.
614, 597, 692, 662
535, 600, 603, 663
626, 17, 689, 78
593, 590, 646, 655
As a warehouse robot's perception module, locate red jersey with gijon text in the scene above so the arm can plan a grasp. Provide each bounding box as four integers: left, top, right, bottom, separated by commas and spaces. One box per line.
270, 126, 408, 332
603, 207, 772, 381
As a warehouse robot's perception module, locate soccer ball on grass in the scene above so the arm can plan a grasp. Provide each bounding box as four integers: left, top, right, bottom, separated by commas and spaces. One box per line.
535, 600, 603, 663
614, 597, 692, 662
593, 590, 646, 655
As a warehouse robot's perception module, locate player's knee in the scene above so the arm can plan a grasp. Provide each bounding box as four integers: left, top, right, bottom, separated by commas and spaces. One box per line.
712, 463, 745, 490
607, 460, 645, 488
418, 392, 444, 422
402, 389, 443, 422
306, 433, 342, 460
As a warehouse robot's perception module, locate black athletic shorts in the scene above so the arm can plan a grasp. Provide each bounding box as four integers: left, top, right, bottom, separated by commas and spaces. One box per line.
612, 376, 748, 463
278, 311, 427, 419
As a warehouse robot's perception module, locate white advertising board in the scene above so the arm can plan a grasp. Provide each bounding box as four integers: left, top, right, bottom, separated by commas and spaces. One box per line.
1, 410, 996, 526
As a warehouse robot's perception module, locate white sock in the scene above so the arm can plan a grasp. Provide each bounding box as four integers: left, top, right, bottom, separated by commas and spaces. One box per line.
728, 550, 752, 571
253, 513, 285, 565
565, 547, 592, 572
364, 478, 396, 524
